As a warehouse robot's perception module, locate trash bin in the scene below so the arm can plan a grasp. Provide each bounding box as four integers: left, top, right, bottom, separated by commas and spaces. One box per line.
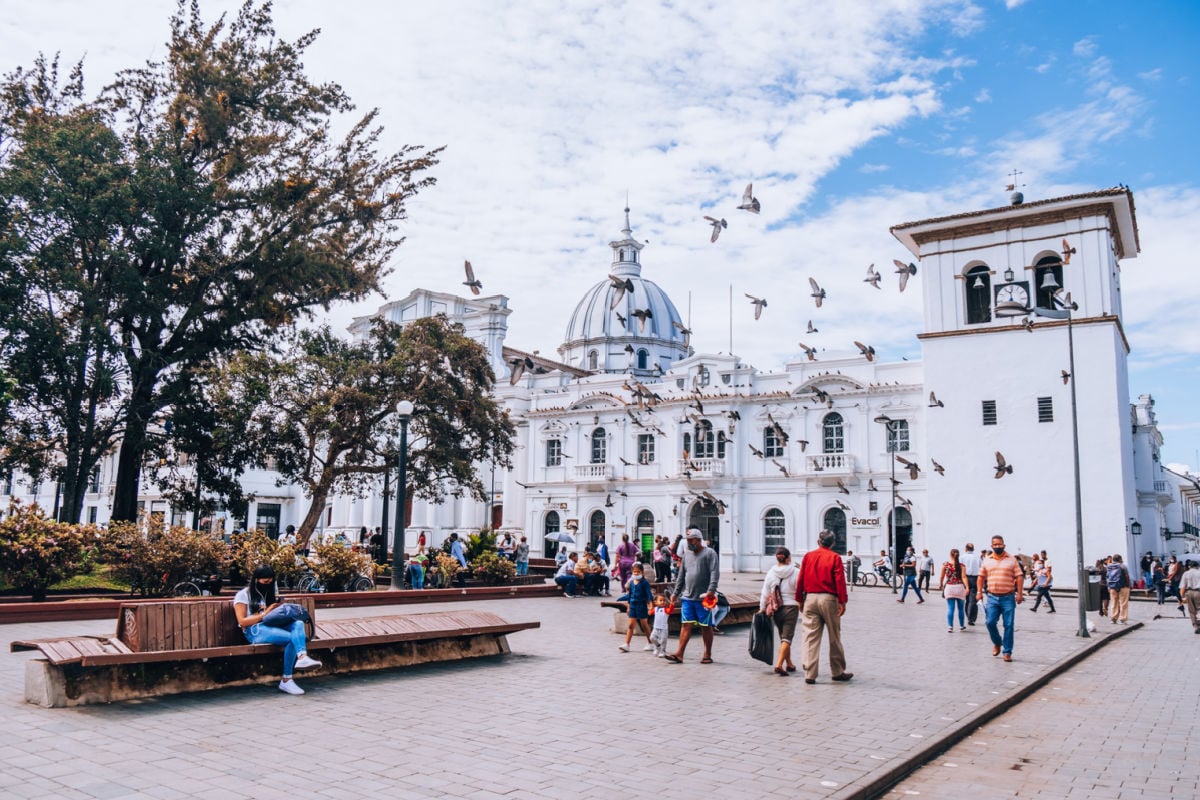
1084, 569, 1103, 611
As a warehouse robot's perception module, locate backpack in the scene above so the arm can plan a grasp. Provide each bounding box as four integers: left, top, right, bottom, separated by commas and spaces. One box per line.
1105, 562, 1128, 590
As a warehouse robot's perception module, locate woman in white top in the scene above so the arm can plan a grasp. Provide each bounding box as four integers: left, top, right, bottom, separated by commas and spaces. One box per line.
760, 546, 800, 676
233, 565, 321, 695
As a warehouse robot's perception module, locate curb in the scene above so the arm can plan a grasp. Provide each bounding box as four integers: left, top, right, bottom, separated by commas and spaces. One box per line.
831, 620, 1144, 800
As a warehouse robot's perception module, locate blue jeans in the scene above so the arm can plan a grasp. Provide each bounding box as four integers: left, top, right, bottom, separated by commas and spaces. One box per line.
245, 620, 308, 677
555, 575, 578, 596
946, 598, 965, 628
984, 592, 1017, 654
900, 575, 923, 601
516, 561, 528, 576
408, 563, 425, 589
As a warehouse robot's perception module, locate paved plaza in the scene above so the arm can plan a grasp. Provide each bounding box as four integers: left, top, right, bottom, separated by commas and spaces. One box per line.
0, 575, 1195, 799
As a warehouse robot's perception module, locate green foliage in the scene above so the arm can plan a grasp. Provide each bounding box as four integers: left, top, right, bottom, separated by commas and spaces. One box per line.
229, 529, 302, 587
208, 317, 514, 544
430, 552, 461, 587
468, 551, 516, 586
308, 542, 374, 592
0, 3, 441, 523
0, 501, 97, 601
100, 518, 230, 597
466, 529, 496, 562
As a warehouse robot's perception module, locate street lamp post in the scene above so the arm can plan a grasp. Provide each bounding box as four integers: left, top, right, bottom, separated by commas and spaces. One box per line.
874, 415, 900, 593
378, 454, 391, 566
390, 400, 415, 587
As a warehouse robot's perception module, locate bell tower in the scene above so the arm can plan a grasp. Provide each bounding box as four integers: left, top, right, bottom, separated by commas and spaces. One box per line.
891, 188, 1141, 585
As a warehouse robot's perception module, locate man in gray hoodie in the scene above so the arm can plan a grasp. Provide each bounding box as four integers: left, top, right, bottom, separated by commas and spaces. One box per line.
665, 528, 720, 664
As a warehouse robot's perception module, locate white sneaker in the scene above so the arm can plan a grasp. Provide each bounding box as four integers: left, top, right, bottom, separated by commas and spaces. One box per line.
278, 679, 305, 695
643, 644, 654, 651
618, 645, 629, 652
294, 654, 322, 670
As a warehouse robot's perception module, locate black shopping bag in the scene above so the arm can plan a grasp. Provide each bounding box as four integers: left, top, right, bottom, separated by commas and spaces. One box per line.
748, 610, 775, 665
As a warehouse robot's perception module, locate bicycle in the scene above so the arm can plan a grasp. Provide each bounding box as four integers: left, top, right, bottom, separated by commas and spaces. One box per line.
171, 573, 224, 597
295, 570, 375, 593
854, 566, 891, 588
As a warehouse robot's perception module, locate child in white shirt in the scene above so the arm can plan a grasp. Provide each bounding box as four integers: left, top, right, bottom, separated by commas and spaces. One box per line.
650, 593, 670, 657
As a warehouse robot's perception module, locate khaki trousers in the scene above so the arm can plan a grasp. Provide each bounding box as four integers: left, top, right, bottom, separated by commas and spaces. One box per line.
1109, 586, 1130, 622
1186, 589, 1200, 630
801, 593, 846, 680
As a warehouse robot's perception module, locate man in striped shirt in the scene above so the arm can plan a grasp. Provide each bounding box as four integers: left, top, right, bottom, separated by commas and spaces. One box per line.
978, 534, 1024, 662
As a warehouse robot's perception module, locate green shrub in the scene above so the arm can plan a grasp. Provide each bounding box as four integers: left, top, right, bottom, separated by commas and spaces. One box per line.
101, 518, 230, 597
466, 529, 496, 562
230, 529, 303, 587
0, 501, 97, 601
468, 551, 515, 585
309, 542, 375, 592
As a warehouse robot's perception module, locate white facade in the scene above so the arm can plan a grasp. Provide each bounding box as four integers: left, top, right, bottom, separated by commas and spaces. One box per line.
7, 189, 1196, 585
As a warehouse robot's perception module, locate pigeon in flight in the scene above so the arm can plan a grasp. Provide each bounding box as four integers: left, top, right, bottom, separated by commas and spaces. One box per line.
895, 455, 921, 481
928, 391, 944, 408
1061, 239, 1076, 265
630, 308, 653, 332
893, 259, 918, 292
1021, 317, 1035, 333
854, 341, 876, 362
864, 264, 881, 289
835, 499, 850, 511
771, 458, 791, 478
604, 494, 615, 508
615, 311, 627, 328
704, 216, 728, 243
809, 278, 826, 308
867, 479, 878, 492
608, 274, 635, 309
745, 293, 768, 320
463, 260, 482, 295
994, 451, 1013, 479
508, 354, 534, 385
836, 479, 850, 495
672, 320, 693, 338
737, 183, 761, 214
931, 459, 945, 476
767, 413, 789, 445
806, 320, 818, 334
1061, 370, 1071, 385
796, 439, 808, 452
798, 342, 817, 362
624, 343, 635, 367
749, 443, 765, 458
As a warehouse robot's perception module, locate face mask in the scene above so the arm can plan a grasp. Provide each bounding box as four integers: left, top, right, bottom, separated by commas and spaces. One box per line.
992, 547, 1005, 555
631, 575, 642, 582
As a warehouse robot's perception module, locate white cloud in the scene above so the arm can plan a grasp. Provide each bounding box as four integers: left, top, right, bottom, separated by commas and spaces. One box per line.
860, 163, 890, 173
1073, 36, 1098, 57
975, 88, 991, 103
1004, 0, 1031, 8
1138, 68, 1163, 82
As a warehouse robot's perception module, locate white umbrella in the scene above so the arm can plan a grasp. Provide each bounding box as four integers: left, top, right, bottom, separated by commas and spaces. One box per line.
545, 531, 576, 544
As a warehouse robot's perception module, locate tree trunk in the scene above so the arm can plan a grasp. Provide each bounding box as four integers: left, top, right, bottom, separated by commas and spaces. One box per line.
296, 484, 330, 548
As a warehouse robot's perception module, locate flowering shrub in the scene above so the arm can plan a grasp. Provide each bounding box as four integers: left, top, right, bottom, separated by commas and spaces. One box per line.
309, 542, 374, 591
0, 502, 96, 601
230, 530, 303, 588
101, 518, 230, 597
468, 551, 515, 585
431, 551, 461, 587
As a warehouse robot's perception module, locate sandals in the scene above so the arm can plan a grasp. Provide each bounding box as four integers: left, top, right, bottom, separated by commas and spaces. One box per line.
700, 657, 713, 664
663, 654, 682, 663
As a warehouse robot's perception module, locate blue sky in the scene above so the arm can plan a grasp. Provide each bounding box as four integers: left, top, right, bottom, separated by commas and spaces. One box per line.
2, 0, 1197, 467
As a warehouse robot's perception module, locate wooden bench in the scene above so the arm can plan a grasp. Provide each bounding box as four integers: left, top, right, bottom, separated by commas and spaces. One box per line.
12, 597, 538, 707
601, 590, 761, 635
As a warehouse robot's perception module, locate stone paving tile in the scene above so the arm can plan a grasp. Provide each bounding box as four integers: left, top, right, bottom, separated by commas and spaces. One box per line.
0, 578, 1186, 799
889, 612, 1199, 799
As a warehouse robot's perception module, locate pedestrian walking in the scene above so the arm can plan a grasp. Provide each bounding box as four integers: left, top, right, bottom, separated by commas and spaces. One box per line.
760, 546, 800, 676
615, 533, 639, 589
618, 563, 653, 653
1140, 551, 1154, 596
663, 528, 719, 664
962, 543, 982, 625
978, 535, 1023, 662
650, 593, 671, 656
939, 549, 968, 631
1030, 555, 1055, 613
1106, 554, 1132, 624
1150, 558, 1166, 605
795, 529, 852, 684
1179, 561, 1200, 634
1165, 555, 1184, 610
898, 547, 924, 604
918, 548, 935, 592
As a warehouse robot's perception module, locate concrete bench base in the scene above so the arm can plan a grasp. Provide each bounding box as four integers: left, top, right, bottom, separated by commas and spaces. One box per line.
23, 631, 516, 708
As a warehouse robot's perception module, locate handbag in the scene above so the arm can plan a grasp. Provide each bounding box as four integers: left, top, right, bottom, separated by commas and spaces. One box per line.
943, 583, 967, 600
261, 602, 312, 628
748, 611, 775, 665
764, 580, 783, 616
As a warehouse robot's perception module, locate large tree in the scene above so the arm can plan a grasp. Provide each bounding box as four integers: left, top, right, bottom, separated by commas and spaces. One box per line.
0, 2, 441, 522
209, 317, 515, 545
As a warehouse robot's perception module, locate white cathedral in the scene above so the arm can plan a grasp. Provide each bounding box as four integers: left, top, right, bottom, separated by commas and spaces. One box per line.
12, 187, 1199, 587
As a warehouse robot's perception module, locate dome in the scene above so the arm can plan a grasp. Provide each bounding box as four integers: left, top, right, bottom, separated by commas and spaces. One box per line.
558, 209, 691, 374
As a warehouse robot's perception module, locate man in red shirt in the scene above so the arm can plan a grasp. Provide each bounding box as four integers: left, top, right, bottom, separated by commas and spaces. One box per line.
795, 529, 853, 684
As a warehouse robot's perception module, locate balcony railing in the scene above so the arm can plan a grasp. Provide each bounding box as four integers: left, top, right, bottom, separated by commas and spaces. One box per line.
1153, 480, 1169, 494
573, 464, 613, 481
807, 453, 855, 473
677, 458, 726, 477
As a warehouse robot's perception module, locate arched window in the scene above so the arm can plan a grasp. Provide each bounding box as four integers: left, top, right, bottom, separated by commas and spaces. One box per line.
823, 413, 844, 453
763, 508, 786, 551
1034, 255, 1064, 310
965, 265, 992, 324
636, 509, 654, 534
587, 350, 598, 370
590, 428, 607, 464
589, 510, 606, 549
886, 419, 910, 453
543, 511, 561, 558
637, 349, 649, 370
717, 431, 727, 459
698, 366, 710, 387
822, 507, 847, 554
619, 248, 625, 261
682, 432, 691, 458
694, 420, 715, 458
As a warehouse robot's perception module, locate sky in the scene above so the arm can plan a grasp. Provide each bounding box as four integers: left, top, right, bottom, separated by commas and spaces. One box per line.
2, 0, 1198, 468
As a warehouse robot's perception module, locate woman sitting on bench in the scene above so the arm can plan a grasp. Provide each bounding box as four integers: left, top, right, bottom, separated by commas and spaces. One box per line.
234, 565, 322, 695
